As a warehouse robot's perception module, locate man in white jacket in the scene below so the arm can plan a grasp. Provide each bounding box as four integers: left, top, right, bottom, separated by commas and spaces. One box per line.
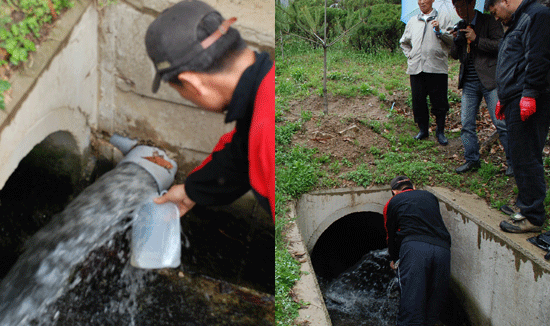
400, 0, 454, 145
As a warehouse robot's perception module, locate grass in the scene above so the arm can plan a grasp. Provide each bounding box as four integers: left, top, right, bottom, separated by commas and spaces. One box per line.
275, 37, 550, 325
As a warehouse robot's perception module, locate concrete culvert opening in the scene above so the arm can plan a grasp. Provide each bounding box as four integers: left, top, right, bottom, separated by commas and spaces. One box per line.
0, 131, 87, 280
310, 211, 387, 280
297, 188, 472, 326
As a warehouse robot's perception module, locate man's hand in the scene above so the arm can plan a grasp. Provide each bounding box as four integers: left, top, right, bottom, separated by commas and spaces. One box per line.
495, 100, 505, 120
460, 26, 477, 42
520, 97, 536, 121
390, 261, 397, 270
154, 184, 196, 217
431, 20, 440, 32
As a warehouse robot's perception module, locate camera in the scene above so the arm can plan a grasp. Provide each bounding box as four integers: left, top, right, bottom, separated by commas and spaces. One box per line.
453, 20, 468, 44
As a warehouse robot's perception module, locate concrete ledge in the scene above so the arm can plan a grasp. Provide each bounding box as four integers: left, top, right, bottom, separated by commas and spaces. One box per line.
0, 0, 94, 130
428, 186, 550, 326
286, 203, 332, 326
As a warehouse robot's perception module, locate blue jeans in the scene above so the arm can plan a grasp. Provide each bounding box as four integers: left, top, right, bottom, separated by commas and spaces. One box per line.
460, 79, 510, 165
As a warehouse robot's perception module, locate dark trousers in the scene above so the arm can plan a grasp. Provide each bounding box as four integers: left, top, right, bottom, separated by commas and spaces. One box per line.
410, 73, 449, 131
397, 240, 451, 326
504, 94, 550, 226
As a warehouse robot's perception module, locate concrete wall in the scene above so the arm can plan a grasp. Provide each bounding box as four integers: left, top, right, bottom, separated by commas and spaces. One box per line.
0, 0, 98, 189
97, 0, 275, 167
0, 0, 274, 189
295, 187, 550, 326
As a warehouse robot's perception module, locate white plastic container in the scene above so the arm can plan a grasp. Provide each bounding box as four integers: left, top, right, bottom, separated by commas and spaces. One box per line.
130, 198, 181, 269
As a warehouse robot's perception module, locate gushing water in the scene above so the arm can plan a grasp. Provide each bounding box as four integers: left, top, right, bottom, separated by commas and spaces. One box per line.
321, 249, 400, 326
0, 163, 158, 326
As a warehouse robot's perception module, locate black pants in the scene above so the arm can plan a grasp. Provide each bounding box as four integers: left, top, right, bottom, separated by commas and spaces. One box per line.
504, 94, 550, 226
410, 72, 449, 129
397, 240, 450, 326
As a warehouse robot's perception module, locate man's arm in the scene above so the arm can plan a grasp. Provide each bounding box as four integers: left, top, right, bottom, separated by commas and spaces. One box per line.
476, 14, 503, 55
383, 199, 399, 262
522, 9, 550, 99
436, 14, 454, 47
185, 128, 251, 208
400, 23, 412, 57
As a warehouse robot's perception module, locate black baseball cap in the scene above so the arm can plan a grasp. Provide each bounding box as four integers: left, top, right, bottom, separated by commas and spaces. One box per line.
145, 0, 238, 93
390, 176, 412, 190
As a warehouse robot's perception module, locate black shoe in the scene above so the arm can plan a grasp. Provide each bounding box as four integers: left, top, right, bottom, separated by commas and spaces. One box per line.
455, 161, 480, 174
414, 130, 429, 140
500, 218, 543, 233
436, 132, 448, 146
505, 166, 514, 177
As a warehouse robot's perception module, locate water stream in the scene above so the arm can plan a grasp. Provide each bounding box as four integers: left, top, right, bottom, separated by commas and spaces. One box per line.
0, 154, 274, 325
0, 162, 158, 326
318, 248, 471, 326
319, 249, 400, 326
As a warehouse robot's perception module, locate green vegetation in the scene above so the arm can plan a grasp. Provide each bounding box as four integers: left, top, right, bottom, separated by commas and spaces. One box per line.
0, 79, 10, 110
0, 0, 75, 110
275, 194, 301, 324
0, 0, 74, 66
275, 29, 550, 325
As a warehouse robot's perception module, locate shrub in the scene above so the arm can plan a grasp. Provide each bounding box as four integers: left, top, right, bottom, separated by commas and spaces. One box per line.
348, 4, 404, 52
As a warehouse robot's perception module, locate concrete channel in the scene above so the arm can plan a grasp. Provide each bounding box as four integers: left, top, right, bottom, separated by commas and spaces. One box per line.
287, 186, 550, 326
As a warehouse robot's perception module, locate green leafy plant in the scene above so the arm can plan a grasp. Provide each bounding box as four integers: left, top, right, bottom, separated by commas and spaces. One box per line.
0, 79, 10, 110
0, 0, 74, 66
300, 109, 313, 121
341, 163, 373, 187
276, 145, 320, 198
276, 121, 302, 146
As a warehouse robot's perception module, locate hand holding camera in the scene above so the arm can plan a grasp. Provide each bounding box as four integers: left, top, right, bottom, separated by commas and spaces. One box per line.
452, 20, 468, 43
453, 20, 477, 43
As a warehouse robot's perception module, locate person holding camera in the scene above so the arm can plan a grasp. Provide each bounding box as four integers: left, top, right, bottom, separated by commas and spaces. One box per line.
450, 0, 511, 175
400, 0, 454, 145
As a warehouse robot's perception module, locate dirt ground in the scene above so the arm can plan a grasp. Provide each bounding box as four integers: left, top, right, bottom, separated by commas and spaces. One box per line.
284, 87, 513, 189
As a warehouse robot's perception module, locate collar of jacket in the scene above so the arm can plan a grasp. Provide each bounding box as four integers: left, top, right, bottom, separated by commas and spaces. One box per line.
417, 8, 438, 22
508, 0, 536, 28
224, 52, 271, 123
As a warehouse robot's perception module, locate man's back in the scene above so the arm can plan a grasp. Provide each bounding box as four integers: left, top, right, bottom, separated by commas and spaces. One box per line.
385, 189, 451, 261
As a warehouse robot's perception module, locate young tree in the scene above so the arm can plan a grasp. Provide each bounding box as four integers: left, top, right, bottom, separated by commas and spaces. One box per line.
276, 0, 365, 114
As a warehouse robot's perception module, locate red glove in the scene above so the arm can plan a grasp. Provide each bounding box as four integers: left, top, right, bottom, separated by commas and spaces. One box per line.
495, 100, 505, 120
520, 97, 536, 121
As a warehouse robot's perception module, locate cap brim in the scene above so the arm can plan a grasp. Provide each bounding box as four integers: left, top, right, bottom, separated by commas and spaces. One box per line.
152, 72, 161, 93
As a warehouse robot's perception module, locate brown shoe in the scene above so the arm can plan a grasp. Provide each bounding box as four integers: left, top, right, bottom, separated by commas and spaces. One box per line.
500, 217, 543, 233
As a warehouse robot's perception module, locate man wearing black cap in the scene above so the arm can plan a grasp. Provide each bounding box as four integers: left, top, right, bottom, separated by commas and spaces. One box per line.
384, 176, 451, 326
146, 0, 274, 221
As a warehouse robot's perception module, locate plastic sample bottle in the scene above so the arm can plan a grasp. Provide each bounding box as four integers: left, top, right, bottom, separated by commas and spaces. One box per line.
130, 197, 181, 269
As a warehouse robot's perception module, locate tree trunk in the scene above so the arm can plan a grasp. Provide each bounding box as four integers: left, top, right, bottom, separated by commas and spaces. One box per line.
323, 45, 328, 114
323, 0, 328, 115
280, 30, 284, 60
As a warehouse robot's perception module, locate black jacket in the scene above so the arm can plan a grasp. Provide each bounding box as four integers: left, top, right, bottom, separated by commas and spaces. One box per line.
383, 189, 451, 262
496, 0, 550, 103
184, 53, 274, 219
450, 10, 503, 90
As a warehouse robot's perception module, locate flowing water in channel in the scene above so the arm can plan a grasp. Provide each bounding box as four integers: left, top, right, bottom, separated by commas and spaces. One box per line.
319, 248, 471, 326
0, 157, 274, 326
319, 249, 400, 326
0, 163, 159, 326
